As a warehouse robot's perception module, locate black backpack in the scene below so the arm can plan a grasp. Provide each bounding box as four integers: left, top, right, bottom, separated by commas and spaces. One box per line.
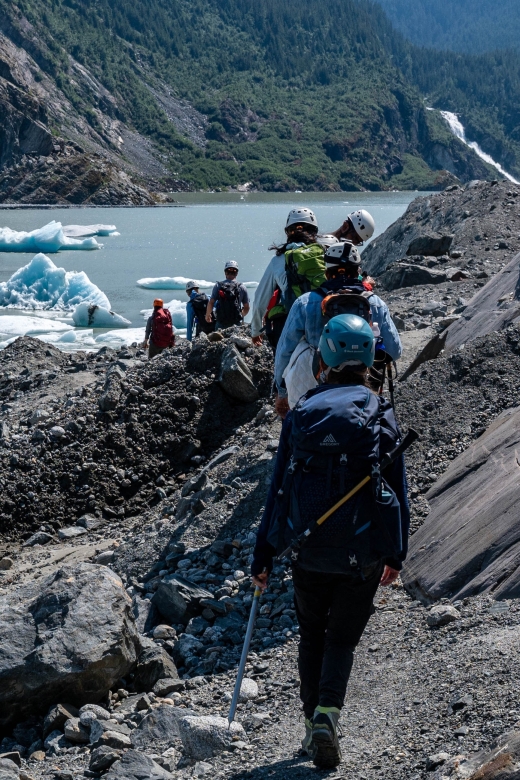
267, 384, 402, 574
216, 281, 242, 327
190, 292, 215, 334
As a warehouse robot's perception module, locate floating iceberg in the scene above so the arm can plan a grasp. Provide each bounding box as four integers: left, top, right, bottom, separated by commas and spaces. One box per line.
0, 253, 110, 310
140, 299, 187, 329
137, 276, 258, 289
72, 303, 131, 329
62, 224, 119, 238
0, 221, 105, 252
0, 315, 72, 338
95, 327, 146, 347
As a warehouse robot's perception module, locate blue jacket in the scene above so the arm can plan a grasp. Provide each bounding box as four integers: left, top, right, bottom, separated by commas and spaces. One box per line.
274, 277, 402, 397
251, 386, 410, 576
186, 290, 199, 342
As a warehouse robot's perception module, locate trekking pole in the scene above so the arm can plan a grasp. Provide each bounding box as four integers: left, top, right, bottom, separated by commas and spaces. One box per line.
228, 585, 262, 725
277, 427, 420, 563
387, 359, 396, 410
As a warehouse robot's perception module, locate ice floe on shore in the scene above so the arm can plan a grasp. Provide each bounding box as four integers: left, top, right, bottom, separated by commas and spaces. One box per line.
0, 221, 111, 252
72, 302, 131, 328
137, 276, 258, 289
0, 254, 111, 310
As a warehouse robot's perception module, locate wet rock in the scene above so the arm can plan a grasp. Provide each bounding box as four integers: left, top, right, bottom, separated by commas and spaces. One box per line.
426, 604, 461, 626
105, 749, 174, 780
178, 715, 247, 760
133, 638, 180, 693
0, 563, 139, 729
152, 574, 213, 625
219, 345, 259, 403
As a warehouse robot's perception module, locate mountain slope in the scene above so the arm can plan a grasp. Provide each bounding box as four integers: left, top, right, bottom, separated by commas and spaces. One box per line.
374, 0, 520, 54
0, 0, 506, 201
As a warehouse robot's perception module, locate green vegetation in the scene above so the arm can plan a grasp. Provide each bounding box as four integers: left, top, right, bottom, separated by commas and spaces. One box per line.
374, 0, 520, 54
2, 0, 519, 189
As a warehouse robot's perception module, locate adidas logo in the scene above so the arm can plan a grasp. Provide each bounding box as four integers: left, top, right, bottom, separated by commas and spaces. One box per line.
321, 434, 338, 446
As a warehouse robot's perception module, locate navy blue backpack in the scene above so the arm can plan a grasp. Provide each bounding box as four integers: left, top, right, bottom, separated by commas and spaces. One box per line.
268, 384, 403, 574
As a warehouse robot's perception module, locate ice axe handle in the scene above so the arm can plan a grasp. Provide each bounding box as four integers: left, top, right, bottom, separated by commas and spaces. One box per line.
228, 586, 262, 725
380, 428, 419, 470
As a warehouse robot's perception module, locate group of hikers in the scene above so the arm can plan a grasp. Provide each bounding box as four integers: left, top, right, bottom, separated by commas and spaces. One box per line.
144, 206, 409, 770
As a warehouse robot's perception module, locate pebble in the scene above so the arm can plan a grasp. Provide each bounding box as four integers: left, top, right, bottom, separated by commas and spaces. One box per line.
426, 604, 461, 626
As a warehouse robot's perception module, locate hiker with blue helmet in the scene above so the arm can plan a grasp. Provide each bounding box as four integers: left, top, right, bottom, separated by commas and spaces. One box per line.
274, 240, 402, 418
251, 314, 410, 770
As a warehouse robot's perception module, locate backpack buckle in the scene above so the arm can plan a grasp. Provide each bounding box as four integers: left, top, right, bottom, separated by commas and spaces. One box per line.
288, 457, 297, 475
349, 553, 358, 567
340, 453, 348, 465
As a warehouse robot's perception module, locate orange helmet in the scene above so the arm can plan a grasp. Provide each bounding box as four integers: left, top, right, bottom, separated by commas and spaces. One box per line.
153, 298, 164, 307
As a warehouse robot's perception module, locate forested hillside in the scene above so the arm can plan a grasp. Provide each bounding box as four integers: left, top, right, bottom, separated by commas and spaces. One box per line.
0, 0, 518, 200
375, 0, 520, 53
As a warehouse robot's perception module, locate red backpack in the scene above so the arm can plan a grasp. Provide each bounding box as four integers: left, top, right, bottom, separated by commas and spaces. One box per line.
151, 308, 174, 348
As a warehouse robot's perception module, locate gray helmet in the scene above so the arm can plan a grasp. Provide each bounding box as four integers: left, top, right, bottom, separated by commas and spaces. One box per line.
317, 233, 338, 249
185, 280, 199, 291
285, 207, 318, 231
324, 241, 361, 269
224, 260, 239, 270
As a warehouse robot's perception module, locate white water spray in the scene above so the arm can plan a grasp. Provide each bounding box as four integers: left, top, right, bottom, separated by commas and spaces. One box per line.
440, 110, 519, 184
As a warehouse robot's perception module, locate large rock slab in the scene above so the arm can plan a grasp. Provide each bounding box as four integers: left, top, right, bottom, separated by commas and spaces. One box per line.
402, 405, 520, 603
402, 250, 520, 380
0, 563, 139, 729
432, 730, 520, 779
379, 262, 447, 290
105, 749, 173, 779
152, 574, 213, 625
406, 234, 453, 257
218, 344, 259, 403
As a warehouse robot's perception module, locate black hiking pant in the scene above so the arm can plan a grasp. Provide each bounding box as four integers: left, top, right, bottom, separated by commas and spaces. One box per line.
292, 561, 383, 718
265, 314, 287, 355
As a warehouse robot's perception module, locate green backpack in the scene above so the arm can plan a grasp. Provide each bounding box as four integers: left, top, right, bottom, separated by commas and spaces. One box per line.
281, 243, 326, 313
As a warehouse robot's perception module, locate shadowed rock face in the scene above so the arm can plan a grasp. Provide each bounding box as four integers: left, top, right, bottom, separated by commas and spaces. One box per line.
402, 405, 520, 603
0, 562, 139, 731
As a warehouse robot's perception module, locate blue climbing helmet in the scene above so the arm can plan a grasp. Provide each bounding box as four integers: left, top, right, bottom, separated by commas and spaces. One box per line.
319, 313, 375, 369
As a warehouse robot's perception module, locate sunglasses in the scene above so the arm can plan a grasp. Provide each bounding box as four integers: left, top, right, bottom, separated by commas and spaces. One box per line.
225, 268, 238, 274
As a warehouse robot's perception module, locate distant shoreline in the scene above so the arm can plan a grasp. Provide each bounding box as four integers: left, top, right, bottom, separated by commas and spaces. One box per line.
0, 204, 186, 210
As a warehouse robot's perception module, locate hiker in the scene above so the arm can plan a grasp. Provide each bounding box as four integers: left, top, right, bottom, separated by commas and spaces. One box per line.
274, 241, 401, 416
251, 314, 410, 769
185, 280, 215, 341
205, 260, 250, 330
250, 208, 375, 351
142, 298, 175, 358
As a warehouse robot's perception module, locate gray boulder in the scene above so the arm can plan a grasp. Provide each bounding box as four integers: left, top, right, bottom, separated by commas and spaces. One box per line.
379, 263, 447, 291
406, 234, 454, 257
152, 574, 213, 625
218, 345, 259, 403
105, 749, 174, 779
178, 715, 247, 760
0, 563, 139, 730
0, 758, 19, 780
133, 638, 180, 693
402, 405, 520, 603
131, 704, 193, 748
99, 364, 125, 412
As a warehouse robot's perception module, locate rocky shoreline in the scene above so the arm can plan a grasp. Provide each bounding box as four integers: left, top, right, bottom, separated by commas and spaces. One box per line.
2, 183, 520, 780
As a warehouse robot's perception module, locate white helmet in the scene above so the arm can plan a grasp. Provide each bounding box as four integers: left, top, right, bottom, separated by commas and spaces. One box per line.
324, 241, 361, 268
285, 207, 318, 231
317, 233, 338, 249
224, 260, 239, 270
185, 280, 199, 291
348, 209, 375, 242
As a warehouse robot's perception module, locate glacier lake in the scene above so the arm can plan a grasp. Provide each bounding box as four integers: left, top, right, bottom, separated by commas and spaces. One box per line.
0, 191, 420, 349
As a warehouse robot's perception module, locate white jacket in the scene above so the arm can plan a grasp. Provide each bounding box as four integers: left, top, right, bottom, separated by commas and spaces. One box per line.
250, 254, 287, 338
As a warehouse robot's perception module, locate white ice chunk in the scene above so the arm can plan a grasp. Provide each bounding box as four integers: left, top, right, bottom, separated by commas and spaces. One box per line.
0, 315, 73, 337
95, 327, 145, 347
0, 221, 102, 252
140, 299, 186, 328
137, 276, 258, 289
0, 253, 110, 310
72, 302, 131, 329
62, 224, 119, 238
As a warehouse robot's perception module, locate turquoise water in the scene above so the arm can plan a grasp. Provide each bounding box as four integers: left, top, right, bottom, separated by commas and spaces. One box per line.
0, 191, 419, 330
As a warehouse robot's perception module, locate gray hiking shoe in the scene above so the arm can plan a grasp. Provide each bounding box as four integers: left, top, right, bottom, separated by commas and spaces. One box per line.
311, 706, 342, 769
301, 717, 317, 758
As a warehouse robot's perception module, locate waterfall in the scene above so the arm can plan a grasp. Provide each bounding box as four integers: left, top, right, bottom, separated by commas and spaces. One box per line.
440, 111, 519, 185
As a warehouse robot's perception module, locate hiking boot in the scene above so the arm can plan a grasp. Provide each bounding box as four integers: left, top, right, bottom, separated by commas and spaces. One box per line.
301, 717, 317, 758
311, 706, 342, 769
